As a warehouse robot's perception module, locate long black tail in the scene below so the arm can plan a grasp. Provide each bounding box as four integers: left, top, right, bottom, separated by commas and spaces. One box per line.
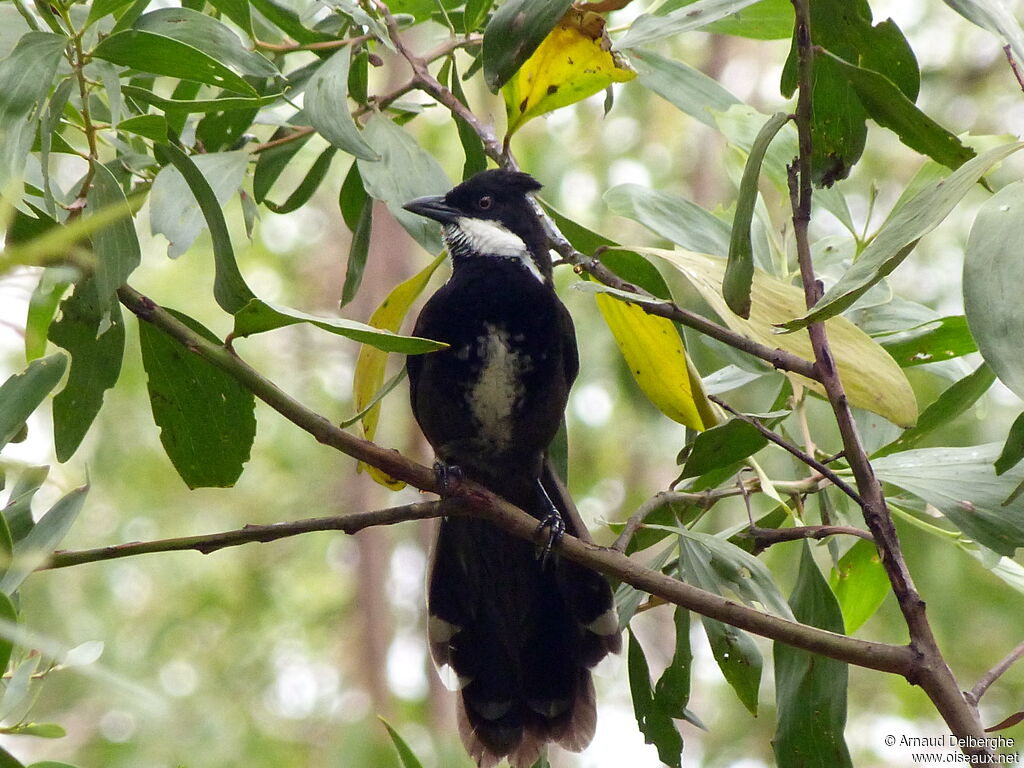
426, 467, 621, 768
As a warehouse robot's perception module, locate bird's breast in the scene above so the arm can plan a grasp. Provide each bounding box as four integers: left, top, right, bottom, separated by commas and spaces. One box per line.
462, 322, 533, 452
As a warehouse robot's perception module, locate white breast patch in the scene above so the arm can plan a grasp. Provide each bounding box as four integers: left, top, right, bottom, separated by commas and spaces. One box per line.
466, 323, 531, 451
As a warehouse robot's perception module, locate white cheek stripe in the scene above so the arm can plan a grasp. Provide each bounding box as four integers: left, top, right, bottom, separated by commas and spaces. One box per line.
446, 217, 546, 284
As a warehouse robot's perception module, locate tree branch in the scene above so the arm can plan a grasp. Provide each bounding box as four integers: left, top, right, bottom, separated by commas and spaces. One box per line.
788, 0, 987, 751
110, 283, 917, 679
967, 640, 1024, 706
45, 502, 445, 568
709, 394, 863, 506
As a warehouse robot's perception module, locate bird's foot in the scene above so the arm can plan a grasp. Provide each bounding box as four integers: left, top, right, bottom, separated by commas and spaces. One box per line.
535, 510, 565, 566
433, 461, 464, 498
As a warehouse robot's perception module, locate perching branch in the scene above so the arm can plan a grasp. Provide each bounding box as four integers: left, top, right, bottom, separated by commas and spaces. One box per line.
788, 0, 987, 751
109, 283, 918, 679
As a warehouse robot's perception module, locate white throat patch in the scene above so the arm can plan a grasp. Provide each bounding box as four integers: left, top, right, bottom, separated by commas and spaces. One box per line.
444, 217, 545, 283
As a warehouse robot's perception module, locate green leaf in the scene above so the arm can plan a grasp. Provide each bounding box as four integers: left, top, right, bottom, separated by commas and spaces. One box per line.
694, 0, 793, 39
357, 116, 451, 254
341, 187, 372, 309
3, 466, 47, 544
379, 718, 425, 768
207, 0, 254, 37
670, 528, 794, 618
0, 484, 88, 595
773, 543, 852, 768
701, 616, 762, 715
93, 30, 257, 95
995, 411, 1024, 476
89, 161, 142, 306
134, 8, 279, 79
619, 0, 765, 49
231, 298, 446, 354
449, 58, 488, 179
829, 538, 889, 633
85, 0, 137, 28
116, 114, 168, 141
25, 270, 69, 362
681, 417, 771, 478
138, 310, 256, 489
785, 141, 1024, 331
28, 762, 81, 768
627, 629, 683, 768
875, 315, 977, 367
629, 48, 740, 129
679, 535, 765, 713
156, 144, 255, 313
653, 606, 693, 718
641, 248, 919, 427
873, 444, 1024, 556
605, 184, 730, 257
0, 593, 16, 672
0, 744, 25, 768
253, 130, 315, 204
873, 363, 995, 459
304, 47, 378, 161
5, 724, 64, 739
120, 85, 283, 114
48, 282, 126, 462
0, 32, 66, 200
481, 0, 573, 91
964, 178, 1024, 401
0, 354, 67, 450
264, 146, 337, 214
819, 49, 975, 172
249, 0, 336, 46
726, 111, 789, 318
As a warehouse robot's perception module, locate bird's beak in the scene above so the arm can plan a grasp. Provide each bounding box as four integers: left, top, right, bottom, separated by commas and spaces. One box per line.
403, 194, 460, 223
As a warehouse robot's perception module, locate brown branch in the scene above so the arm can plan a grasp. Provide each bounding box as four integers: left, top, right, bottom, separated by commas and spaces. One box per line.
1004, 44, 1024, 94
742, 524, 873, 551
111, 283, 917, 678
254, 34, 372, 53
968, 640, 1024, 706
789, 0, 987, 751
709, 394, 863, 506
45, 502, 444, 568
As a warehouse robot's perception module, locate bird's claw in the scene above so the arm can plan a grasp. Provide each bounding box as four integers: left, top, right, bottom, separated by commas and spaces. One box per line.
433, 461, 464, 498
535, 510, 565, 566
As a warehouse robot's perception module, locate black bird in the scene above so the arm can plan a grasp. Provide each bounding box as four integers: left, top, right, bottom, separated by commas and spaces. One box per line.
404, 170, 621, 768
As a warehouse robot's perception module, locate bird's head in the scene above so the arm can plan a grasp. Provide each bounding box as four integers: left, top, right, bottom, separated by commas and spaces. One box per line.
403, 170, 551, 283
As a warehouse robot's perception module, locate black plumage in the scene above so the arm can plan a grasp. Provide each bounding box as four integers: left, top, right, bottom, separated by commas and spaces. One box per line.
404, 170, 621, 767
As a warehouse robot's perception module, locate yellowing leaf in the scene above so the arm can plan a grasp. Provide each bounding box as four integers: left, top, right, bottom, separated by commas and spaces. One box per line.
503, 9, 636, 137
354, 252, 448, 488
595, 292, 715, 431
639, 248, 918, 427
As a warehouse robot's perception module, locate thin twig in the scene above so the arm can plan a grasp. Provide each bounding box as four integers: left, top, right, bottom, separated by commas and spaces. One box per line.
44, 502, 445, 569
709, 394, 863, 506
742, 524, 874, 551
1004, 45, 1024, 94
255, 34, 372, 53
968, 641, 1024, 706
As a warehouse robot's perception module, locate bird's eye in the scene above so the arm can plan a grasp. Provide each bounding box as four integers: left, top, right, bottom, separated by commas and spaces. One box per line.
477, 195, 494, 210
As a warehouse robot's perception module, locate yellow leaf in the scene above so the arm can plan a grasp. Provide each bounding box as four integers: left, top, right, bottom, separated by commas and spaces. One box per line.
639, 248, 919, 427
503, 9, 636, 137
354, 252, 448, 489
595, 292, 716, 431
